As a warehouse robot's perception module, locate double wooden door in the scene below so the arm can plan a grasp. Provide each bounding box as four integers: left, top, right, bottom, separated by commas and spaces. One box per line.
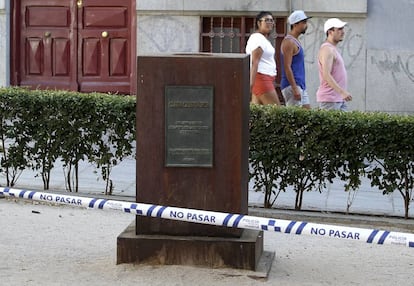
12, 0, 136, 94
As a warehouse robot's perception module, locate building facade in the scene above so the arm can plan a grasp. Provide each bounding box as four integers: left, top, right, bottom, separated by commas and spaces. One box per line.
1, 0, 413, 113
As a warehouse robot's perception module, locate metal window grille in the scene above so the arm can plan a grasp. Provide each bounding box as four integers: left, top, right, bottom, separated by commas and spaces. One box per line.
200, 16, 286, 95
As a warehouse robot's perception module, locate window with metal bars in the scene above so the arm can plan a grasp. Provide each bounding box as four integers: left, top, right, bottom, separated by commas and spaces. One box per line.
200, 16, 286, 97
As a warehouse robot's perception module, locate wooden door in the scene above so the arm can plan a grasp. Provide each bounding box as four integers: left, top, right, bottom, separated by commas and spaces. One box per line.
77, 0, 135, 94
12, 0, 136, 94
18, 0, 78, 90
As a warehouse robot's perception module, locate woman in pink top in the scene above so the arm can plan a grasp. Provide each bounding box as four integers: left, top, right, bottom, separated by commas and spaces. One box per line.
316, 18, 352, 111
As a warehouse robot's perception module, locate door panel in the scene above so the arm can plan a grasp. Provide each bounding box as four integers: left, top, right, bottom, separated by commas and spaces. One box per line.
83, 7, 128, 27
110, 39, 127, 76
19, 0, 78, 90
26, 39, 43, 75
27, 7, 70, 27
54, 39, 71, 76
78, 0, 133, 93
82, 38, 101, 76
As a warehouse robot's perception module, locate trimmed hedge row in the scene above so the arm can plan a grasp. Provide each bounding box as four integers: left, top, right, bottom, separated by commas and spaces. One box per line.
249, 105, 414, 218
1, 88, 413, 218
0, 87, 136, 194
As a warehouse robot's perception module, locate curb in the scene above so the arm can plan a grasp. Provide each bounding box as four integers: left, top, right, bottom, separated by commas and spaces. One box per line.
249, 206, 414, 233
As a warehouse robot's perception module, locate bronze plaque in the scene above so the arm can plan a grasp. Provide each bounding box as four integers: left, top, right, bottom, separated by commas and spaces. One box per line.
165, 86, 214, 167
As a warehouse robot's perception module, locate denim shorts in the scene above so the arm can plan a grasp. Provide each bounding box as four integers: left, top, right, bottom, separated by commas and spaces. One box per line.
318, 101, 348, 111
281, 86, 310, 106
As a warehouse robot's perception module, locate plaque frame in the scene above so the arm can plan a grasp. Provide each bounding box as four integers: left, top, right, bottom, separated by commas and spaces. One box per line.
165, 85, 214, 167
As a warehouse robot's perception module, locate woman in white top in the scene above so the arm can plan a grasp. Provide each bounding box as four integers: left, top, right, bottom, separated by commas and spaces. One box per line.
246, 11, 280, 105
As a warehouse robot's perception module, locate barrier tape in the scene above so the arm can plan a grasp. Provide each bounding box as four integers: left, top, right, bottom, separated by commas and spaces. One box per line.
1, 186, 414, 248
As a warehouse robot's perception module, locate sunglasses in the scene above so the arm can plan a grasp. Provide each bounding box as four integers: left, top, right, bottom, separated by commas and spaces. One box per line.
260, 18, 274, 24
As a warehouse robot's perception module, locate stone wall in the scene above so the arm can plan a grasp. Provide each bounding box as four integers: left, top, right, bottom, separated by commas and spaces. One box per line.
0, 0, 8, 87
4, 0, 414, 113
136, 0, 370, 111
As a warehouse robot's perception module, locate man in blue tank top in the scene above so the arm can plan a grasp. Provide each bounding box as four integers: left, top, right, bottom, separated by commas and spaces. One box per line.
280, 10, 312, 109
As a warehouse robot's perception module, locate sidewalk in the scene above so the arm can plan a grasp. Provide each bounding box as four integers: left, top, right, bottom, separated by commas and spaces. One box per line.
2, 198, 413, 286
2, 158, 414, 285
3, 157, 412, 218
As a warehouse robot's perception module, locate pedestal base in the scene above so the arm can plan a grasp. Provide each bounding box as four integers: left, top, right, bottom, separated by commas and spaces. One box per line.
117, 222, 271, 272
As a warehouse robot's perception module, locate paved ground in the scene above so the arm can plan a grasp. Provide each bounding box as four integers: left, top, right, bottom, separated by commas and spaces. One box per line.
1, 198, 414, 286
2, 158, 414, 285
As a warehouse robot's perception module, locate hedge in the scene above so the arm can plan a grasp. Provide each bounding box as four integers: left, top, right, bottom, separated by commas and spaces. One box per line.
1, 88, 413, 218
0, 87, 135, 194
249, 105, 414, 218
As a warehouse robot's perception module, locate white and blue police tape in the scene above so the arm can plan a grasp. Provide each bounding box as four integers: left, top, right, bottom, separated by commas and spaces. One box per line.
1, 186, 414, 248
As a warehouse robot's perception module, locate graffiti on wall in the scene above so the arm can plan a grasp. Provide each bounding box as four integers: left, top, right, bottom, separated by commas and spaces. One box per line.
303, 18, 364, 69
370, 52, 414, 85
366, 49, 414, 112
138, 16, 196, 53
302, 19, 414, 90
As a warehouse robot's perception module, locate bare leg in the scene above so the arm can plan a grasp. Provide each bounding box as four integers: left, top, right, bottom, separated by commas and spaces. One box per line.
251, 94, 261, 104
257, 90, 281, 105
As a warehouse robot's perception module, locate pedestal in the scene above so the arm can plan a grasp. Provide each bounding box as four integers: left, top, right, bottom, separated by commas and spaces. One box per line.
117, 53, 269, 272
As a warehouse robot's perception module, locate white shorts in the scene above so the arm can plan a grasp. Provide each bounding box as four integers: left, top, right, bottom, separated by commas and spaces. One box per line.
282, 86, 310, 106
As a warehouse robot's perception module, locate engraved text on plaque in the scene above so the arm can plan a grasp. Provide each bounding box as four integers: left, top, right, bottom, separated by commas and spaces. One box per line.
165, 86, 214, 167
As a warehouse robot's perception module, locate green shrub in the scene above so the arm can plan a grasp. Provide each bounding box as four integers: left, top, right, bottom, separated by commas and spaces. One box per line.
249, 105, 414, 218
0, 87, 136, 193
2, 87, 413, 218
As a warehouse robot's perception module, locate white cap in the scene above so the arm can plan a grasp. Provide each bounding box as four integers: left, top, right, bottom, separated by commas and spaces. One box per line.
324, 18, 347, 33
288, 10, 312, 25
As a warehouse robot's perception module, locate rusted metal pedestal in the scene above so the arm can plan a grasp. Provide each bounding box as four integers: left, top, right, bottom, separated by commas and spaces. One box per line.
117, 54, 270, 271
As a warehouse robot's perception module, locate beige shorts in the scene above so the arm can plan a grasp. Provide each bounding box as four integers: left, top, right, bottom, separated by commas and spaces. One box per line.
281, 86, 310, 106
